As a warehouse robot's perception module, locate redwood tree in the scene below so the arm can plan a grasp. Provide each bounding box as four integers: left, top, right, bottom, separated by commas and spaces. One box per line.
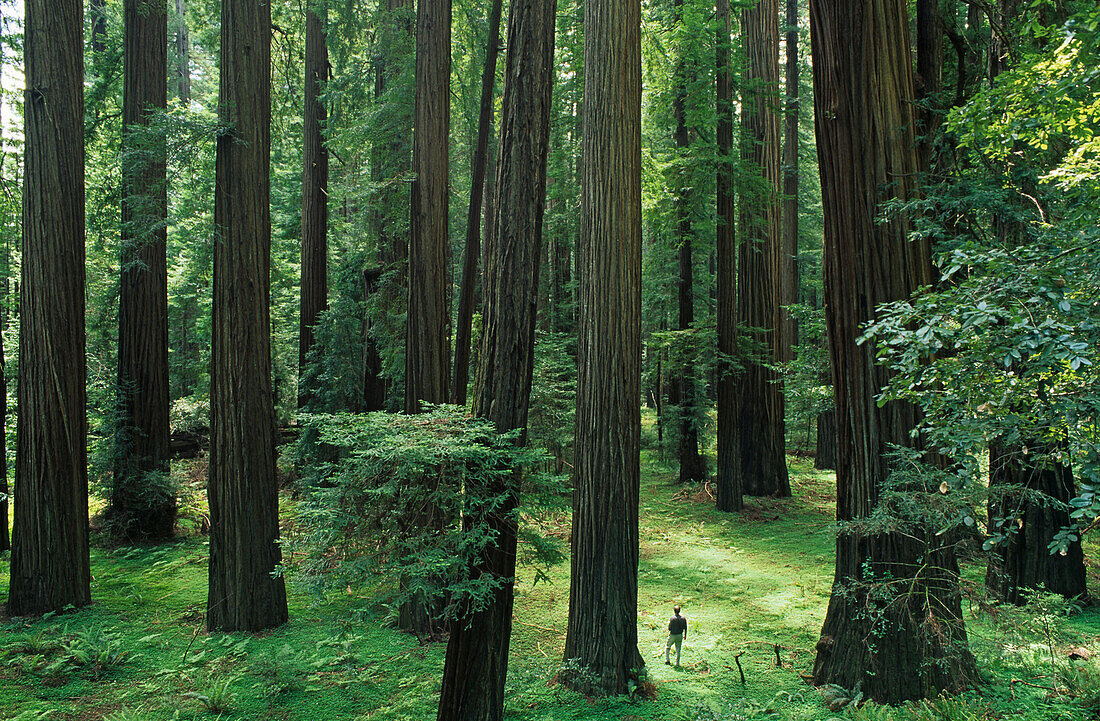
715, 0, 741, 511
436, 0, 557, 715
406, 0, 451, 414
451, 0, 504, 407
562, 0, 644, 696
809, 0, 975, 701
8, 0, 90, 616
207, 0, 288, 633
299, 0, 329, 406
110, 0, 173, 542
777, 0, 799, 363
735, 0, 789, 498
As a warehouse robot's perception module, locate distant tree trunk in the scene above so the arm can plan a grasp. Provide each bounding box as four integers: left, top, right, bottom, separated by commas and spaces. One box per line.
986, 443, 1087, 604
715, 0, 741, 512
671, 0, 705, 485
91, 0, 108, 53
809, 0, 975, 701
299, 1, 329, 407
207, 0, 288, 633
175, 0, 190, 103
111, 0, 173, 542
362, 267, 387, 411
435, 1, 556, 716
562, 0, 644, 697
736, 0, 789, 498
777, 0, 799, 361
813, 407, 835, 470
400, 0, 451, 636
8, 0, 90, 616
452, 0, 504, 407
915, 0, 943, 173
0, 44, 8, 554
367, 0, 413, 411
405, 0, 451, 414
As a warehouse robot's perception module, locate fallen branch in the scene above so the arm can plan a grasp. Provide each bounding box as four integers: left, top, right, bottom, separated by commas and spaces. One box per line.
515, 620, 565, 636
733, 652, 746, 685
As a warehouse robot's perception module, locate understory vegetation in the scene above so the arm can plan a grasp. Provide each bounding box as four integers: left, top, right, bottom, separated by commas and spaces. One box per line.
2, 425, 1098, 720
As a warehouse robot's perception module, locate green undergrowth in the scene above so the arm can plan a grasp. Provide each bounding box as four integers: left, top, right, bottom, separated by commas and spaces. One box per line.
1, 430, 1099, 720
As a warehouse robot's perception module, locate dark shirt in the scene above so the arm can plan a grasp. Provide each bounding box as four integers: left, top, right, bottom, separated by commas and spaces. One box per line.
668, 614, 687, 635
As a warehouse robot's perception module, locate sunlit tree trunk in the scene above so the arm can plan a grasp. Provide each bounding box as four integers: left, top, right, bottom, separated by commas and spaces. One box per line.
9, 0, 90, 616
562, 0, 644, 696
736, 0, 789, 498
175, 0, 190, 103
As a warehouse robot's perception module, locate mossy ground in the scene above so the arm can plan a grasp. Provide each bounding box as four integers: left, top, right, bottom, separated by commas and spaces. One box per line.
2, 424, 1099, 720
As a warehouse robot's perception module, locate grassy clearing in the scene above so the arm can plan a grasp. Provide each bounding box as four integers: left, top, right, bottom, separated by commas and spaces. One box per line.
2, 437, 1099, 720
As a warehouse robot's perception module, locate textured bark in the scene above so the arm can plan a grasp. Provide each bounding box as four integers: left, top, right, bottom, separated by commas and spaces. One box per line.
986, 443, 1087, 604
715, 0, 741, 512
111, 0, 173, 542
207, 0, 288, 633
809, 0, 975, 701
175, 0, 190, 103
736, 0, 789, 498
436, 1, 556, 716
562, 0, 644, 696
671, 0, 705, 485
915, 0, 943, 173
405, 0, 451, 413
813, 408, 835, 470
8, 0, 90, 616
452, 0, 504, 407
299, 1, 329, 407
777, 0, 799, 362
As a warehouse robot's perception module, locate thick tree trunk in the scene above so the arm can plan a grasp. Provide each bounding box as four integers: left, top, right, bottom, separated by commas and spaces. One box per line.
452, 0, 504, 407
915, 0, 943, 173
207, 0, 288, 633
299, 1, 329, 407
405, 0, 451, 414
435, 2, 556, 716
813, 407, 835, 470
111, 0, 173, 542
175, 0, 190, 103
986, 443, 1087, 604
9, 0, 90, 616
809, 0, 975, 701
671, 0, 705, 485
562, 0, 644, 697
715, 0, 741, 512
777, 0, 799, 361
736, 0, 789, 498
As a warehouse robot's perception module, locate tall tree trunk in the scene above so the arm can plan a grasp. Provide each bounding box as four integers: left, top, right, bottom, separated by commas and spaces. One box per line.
715, 0, 741, 511
400, 0, 451, 636
809, 0, 975, 701
175, 0, 190, 103
986, 443, 1087, 604
0, 42, 8, 554
299, 0, 329, 407
405, 0, 451, 413
111, 0, 172, 542
9, 0, 90, 616
562, 0, 644, 697
736, 0, 789, 498
91, 0, 108, 53
777, 0, 799, 362
207, 0, 288, 633
915, 0, 943, 173
671, 0, 705, 485
452, 0, 504, 407
813, 407, 835, 470
435, 1, 556, 716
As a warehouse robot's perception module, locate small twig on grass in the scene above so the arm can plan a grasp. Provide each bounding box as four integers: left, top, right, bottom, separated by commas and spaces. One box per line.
774, 644, 783, 667
1009, 678, 1059, 699
733, 652, 746, 685
536, 640, 547, 658
515, 620, 564, 636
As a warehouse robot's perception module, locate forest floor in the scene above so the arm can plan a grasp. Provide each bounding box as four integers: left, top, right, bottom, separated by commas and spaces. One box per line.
2, 424, 1100, 720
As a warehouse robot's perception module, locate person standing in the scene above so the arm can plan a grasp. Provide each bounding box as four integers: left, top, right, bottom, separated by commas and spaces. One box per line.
665, 605, 688, 666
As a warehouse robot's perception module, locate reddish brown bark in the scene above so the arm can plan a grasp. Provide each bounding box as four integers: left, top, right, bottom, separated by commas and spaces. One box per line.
207, 0, 288, 632
9, 0, 90, 616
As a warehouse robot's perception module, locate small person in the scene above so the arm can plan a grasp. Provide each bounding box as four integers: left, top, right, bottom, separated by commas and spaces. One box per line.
665, 604, 688, 666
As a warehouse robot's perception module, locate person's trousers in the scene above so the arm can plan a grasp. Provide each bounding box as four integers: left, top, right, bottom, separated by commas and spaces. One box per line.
665, 633, 683, 665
